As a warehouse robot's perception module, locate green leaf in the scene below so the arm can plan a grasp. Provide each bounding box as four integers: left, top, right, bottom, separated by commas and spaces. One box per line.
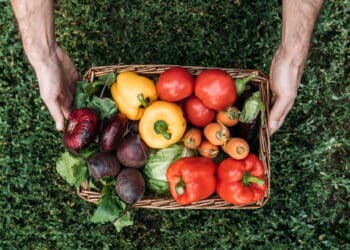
80, 143, 99, 159
84, 84, 100, 96
56, 152, 88, 187
90, 184, 126, 224
83, 73, 116, 97
74, 80, 90, 109
113, 212, 134, 232
87, 96, 117, 120
94, 72, 116, 87
88, 177, 100, 191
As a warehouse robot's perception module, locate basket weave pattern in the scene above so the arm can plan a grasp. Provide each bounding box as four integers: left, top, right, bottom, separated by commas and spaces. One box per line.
77, 64, 271, 210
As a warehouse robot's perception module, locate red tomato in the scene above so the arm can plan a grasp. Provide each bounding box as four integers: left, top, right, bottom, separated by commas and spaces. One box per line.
183, 96, 216, 127
156, 67, 194, 102
194, 69, 237, 111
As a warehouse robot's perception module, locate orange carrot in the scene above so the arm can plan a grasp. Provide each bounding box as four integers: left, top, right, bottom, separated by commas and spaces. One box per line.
216, 106, 240, 127
198, 139, 219, 158
203, 122, 230, 146
223, 137, 249, 160
183, 128, 202, 149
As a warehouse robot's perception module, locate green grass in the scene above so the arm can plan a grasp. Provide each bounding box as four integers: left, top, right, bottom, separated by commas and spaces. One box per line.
1, 0, 349, 249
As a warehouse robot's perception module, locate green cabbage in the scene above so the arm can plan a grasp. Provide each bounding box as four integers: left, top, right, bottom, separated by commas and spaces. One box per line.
143, 144, 195, 194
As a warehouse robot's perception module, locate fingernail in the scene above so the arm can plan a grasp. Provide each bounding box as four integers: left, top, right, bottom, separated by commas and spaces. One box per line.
56, 123, 64, 131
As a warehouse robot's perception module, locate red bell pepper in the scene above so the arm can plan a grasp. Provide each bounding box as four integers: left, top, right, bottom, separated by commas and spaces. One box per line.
216, 153, 267, 205
166, 157, 216, 205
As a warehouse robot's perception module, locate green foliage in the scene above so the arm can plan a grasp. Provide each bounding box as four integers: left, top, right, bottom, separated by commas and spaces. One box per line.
74, 73, 117, 119
56, 151, 89, 187
90, 181, 126, 224
0, 0, 349, 249
55, 145, 98, 187
74, 80, 90, 108
87, 96, 117, 120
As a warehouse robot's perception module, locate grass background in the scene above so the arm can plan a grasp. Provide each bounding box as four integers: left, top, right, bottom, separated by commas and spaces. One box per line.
0, 0, 349, 249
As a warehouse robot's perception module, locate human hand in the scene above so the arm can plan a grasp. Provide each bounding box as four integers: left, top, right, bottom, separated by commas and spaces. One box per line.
268, 47, 304, 135
34, 46, 79, 131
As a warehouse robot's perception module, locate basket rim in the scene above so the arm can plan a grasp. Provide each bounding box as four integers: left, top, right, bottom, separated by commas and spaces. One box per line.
77, 64, 271, 210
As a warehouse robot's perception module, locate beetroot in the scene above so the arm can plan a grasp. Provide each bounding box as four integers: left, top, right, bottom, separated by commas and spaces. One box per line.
99, 112, 128, 152
88, 152, 121, 180
64, 108, 99, 150
115, 168, 145, 204
117, 134, 150, 168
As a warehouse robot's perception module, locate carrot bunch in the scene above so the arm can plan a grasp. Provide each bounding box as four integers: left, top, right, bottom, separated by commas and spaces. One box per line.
182, 106, 250, 161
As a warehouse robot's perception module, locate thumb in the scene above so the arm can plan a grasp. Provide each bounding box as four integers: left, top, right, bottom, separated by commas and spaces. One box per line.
268, 95, 294, 135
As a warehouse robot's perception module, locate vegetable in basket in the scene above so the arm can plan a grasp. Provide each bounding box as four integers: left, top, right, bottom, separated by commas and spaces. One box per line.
156, 66, 194, 102
116, 168, 145, 204
63, 108, 100, 151
99, 112, 128, 152
235, 91, 265, 150
194, 69, 237, 111
139, 100, 186, 149
215, 106, 240, 127
111, 71, 158, 120
234, 72, 258, 96
183, 96, 215, 127
116, 134, 150, 168
166, 157, 216, 205
222, 137, 250, 160
143, 144, 195, 195
216, 153, 267, 205
88, 152, 121, 180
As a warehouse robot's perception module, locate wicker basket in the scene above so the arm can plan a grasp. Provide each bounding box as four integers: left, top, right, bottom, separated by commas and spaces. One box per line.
77, 64, 271, 210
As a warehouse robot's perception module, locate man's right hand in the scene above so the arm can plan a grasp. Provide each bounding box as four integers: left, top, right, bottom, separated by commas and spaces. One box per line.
11, 0, 79, 131
34, 45, 79, 131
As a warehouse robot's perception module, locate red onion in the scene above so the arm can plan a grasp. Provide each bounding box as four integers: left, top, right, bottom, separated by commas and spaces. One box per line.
64, 108, 99, 150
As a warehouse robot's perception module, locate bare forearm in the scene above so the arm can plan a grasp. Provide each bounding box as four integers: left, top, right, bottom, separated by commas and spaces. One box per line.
279, 0, 324, 65
268, 0, 324, 135
10, 0, 57, 69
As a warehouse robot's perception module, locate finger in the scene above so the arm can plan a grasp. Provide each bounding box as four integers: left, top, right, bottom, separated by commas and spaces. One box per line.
61, 101, 72, 119
275, 104, 293, 130
45, 99, 65, 131
268, 96, 294, 135
60, 94, 74, 119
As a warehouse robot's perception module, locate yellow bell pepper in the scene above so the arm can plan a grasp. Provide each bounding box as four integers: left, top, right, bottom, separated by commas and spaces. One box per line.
139, 101, 187, 149
111, 71, 158, 120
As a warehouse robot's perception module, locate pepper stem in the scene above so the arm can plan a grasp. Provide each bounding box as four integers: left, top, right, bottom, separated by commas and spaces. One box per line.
154, 120, 172, 140
242, 173, 265, 186
175, 178, 186, 195
137, 93, 149, 107
235, 72, 258, 96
